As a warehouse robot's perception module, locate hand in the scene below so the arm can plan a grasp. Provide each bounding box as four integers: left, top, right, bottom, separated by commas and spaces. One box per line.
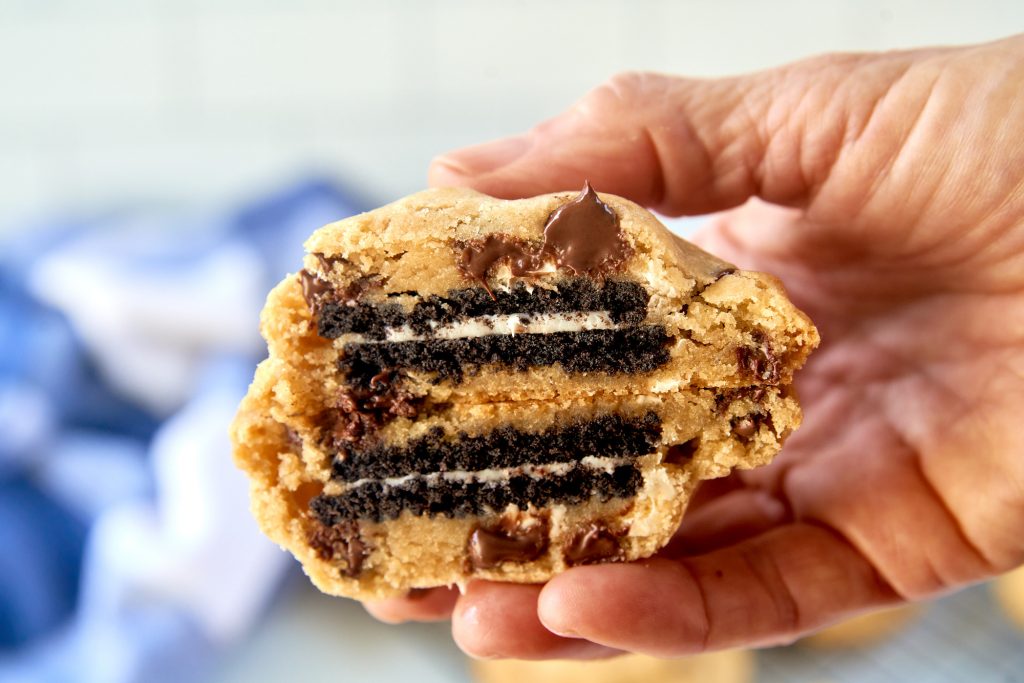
366, 35, 1024, 659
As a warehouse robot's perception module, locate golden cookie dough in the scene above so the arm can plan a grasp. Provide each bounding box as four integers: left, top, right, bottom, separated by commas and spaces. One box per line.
231, 185, 818, 600
471, 651, 755, 683
800, 605, 922, 648
992, 565, 1024, 631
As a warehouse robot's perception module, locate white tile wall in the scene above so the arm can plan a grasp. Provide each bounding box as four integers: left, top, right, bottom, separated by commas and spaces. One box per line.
0, 0, 1022, 224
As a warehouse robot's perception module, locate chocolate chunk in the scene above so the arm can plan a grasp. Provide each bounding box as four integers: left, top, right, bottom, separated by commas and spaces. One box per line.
459, 235, 540, 293
714, 385, 770, 413
299, 269, 334, 311
664, 438, 699, 464
302, 266, 383, 321
457, 182, 631, 288
339, 274, 385, 306
564, 521, 624, 566
736, 331, 781, 385
469, 518, 549, 569
731, 415, 758, 440
314, 252, 348, 272
308, 521, 367, 577
319, 377, 422, 448
541, 181, 631, 275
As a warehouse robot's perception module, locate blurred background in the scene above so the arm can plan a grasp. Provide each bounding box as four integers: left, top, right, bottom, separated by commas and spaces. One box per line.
1, 1, 1023, 682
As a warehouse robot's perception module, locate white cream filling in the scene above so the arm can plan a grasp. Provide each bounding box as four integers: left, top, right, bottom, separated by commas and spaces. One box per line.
340, 455, 638, 493
345, 311, 621, 345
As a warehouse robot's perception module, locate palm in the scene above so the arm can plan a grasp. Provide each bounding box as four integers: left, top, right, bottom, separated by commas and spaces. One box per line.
688, 44, 1024, 593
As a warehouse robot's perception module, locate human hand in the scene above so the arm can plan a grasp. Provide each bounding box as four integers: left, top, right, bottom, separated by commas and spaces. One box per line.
366, 35, 1024, 659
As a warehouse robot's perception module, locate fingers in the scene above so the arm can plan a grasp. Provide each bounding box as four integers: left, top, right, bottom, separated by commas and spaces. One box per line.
536, 523, 899, 657
429, 51, 922, 216
363, 586, 459, 624
451, 581, 619, 660
665, 487, 790, 557
430, 70, 760, 214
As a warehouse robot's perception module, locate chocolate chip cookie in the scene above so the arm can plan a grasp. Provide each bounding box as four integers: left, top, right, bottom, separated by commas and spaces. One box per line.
230, 183, 818, 599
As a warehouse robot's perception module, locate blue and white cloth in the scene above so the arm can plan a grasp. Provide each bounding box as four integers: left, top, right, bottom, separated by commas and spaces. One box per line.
0, 181, 365, 682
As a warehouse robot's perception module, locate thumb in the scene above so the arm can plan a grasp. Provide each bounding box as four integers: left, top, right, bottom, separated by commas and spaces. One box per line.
429, 51, 926, 216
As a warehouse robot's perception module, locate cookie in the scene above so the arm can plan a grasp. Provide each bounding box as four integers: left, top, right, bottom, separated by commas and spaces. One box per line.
993, 565, 1024, 631
471, 651, 755, 683
800, 605, 922, 648
230, 183, 818, 599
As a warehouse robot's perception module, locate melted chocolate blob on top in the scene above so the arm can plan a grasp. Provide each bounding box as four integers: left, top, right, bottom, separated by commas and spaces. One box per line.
540, 181, 631, 274
458, 182, 631, 289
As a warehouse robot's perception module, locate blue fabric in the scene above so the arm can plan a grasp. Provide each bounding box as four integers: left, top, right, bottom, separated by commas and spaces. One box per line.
0, 479, 86, 647
0, 180, 366, 681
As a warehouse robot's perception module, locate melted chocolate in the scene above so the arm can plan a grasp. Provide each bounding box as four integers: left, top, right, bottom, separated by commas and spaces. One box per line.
541, 181, 631, 274
315, 252, 348, 272
732, 410, 776, 441
459, 182, 632, 289
731, 416, 758, 440
319, 378, 421, 447
564, 521, 624, 566
459, 235, 537, 290
736, 331, 781, 385
468, 517, 549, 569
339, 274, 385, 306
300, 260, 382, 313
299, 269, 333, 311
308, 521, 367, 577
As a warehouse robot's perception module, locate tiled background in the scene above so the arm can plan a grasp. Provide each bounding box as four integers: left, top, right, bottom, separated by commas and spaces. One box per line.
3, 0, 1024, 225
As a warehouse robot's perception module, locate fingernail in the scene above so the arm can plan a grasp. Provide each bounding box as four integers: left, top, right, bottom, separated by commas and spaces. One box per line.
433, 135, 531, 177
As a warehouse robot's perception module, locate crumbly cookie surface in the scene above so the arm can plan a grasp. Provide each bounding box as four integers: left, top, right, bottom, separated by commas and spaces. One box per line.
231, 184, 818, 600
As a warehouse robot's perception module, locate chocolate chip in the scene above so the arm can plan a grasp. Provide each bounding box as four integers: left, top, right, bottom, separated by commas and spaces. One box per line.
540, 181, 632, 276
298, 269, 333, 311
458, 182, 631, 288
314, 253, 348, 271
564, 521, 624, 566
322, 375, 423, 447
339, 274, 385, 306
732, 416, 758, 440
308, 521, 367, 577
468, 517, 549, 569
665, 439, 699, 464
736, 330, 781, 385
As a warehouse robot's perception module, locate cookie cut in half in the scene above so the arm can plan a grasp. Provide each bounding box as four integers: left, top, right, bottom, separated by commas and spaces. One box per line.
231, 183, 818, 600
